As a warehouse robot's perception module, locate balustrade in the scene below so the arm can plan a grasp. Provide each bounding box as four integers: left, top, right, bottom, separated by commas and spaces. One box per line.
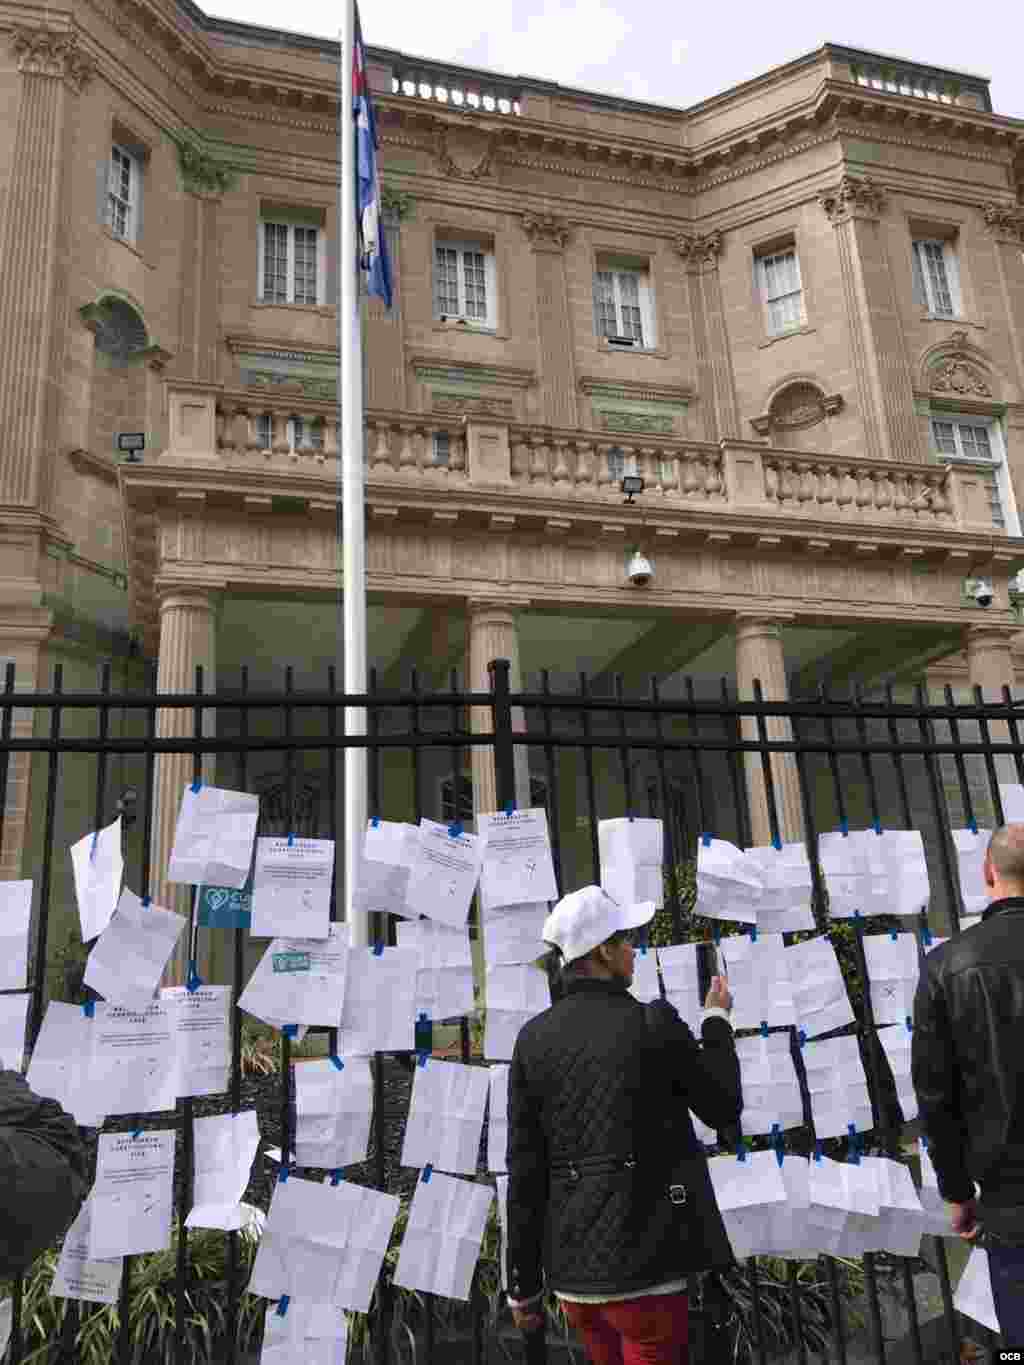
761, 452, 954, 524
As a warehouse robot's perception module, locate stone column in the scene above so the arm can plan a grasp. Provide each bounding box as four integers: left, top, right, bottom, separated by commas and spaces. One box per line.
983, 206, 1024, 396
965, 624, 1020, 797
0, 609, 52, 880
818, 176, 923, 463
467, 600, 530, 822
0, 29, 93, 511
178, 191, 222, 383
675, 231, 740, 440
521, 213, 578, 428
734, 615, 804, 847
152, 589, 218, 984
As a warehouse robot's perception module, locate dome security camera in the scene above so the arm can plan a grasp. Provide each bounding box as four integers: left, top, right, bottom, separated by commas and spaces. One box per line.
627, 551, 654, 587
973, 578, 994, 608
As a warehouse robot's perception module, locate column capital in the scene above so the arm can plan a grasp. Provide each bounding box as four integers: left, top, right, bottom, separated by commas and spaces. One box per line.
817, 174, 886, 226
674, 230, 722, 271
734, 612, 796, 641
155, 586, 222, 617
11, 27, 94, 91
963, 622, 1020, 650
982, 202, 1024, 245
520, 211, 571, 253
467, 596, 530, 620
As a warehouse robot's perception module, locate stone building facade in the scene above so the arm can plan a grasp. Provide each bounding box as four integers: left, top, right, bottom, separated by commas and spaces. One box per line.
3, 7, 1024, 972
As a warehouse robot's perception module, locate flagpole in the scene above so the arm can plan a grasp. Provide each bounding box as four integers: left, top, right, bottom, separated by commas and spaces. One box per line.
340, 0, 369, 948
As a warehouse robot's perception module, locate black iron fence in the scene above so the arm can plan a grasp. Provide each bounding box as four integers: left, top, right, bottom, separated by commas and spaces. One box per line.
1, 658, 1022, 1364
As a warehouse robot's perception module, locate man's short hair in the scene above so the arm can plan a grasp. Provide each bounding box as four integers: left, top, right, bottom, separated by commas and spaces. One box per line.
987, 824, 1024, 883
558, 930, 630, 979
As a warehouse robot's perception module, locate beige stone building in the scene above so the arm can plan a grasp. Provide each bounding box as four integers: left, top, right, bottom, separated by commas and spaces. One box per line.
3, 6, 1024, 976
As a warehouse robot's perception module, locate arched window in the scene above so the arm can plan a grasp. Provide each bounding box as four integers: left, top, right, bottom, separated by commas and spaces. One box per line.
92, 297, 148, 364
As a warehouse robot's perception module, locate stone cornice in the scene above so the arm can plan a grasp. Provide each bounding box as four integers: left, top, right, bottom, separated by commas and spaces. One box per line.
409, 354, 537, 389
578, 376, 693, 406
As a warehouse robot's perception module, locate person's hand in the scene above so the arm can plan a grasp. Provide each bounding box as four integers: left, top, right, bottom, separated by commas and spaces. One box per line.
511, 1305, 545, 1333
949, 1199, 980, 1240
705, 974, 732, 1013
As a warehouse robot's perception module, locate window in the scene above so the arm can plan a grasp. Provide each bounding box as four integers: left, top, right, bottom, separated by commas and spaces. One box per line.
432, 432, 451, 467
434, 240, 497, 327
593, 267, 655, 348
255, 414, 272, 450
931, 416, 1019, 533
259, 222, 323, 305
756, 248, 805, 336
912, 239, 961, 318
252, 415, 324, 452
106, 145, 137, 243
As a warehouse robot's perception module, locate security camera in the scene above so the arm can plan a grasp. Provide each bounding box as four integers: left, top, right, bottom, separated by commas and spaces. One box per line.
627, 551, 654, 587
973, 578, 994, 608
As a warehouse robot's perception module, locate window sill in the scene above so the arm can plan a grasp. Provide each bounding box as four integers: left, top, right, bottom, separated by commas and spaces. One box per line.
102, 228, 152, 268
596, 341, 667, 359
252, 301, 333, 316
919, 313, 986, 329
758, 325, 815, 349
432, 321, 505, 339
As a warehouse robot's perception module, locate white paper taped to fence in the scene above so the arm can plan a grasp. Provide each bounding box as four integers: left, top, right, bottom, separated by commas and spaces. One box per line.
239, 926, 349, 1029
860, 1157, 925, 1259
294, 1056, 374, 1171
163, 985, 232, 1098
393, 1172, 494, 1302
83, 889, 186, 1007
717, 933, 795, 1030
482, 903, 548, 967
168, 784, 259, 889
950, 828, 991, 917
483, 964, 550, 1061
708, 1150, 788, 1261
802, 1034, 873, 1139
819, 828, 930, 918
396, 919, 475, 1021
599, 817, 664, 909
861, 932, 920, 1026
250, 1174, 400, 1314
186, 1111, 260, 1232
260, 1300, 348, 1365
877, 1023, 917, 1121
251, 837, 335, 939
917, 1138, 957, 1237
0, 993, 29, 1072
51, 1199, 123, 1306
488, 1065, 509, 1174
786, 936, 856, 1039
26, 1001, 102, 1126
745, 844, 816, 933
833, 1158, 882, 1258
337, 946, 418, 1055
404, 818, 484, 928
657, 944, 702, 1034
478, 808, 559, 911
999, 783, 1024, 822
762, 1157, 818, 1259
89, 1130, 175, 1259
629, 947, 661, 1004
402, 1059, 490, 1176
70, 817, 124, 941
91, 1000, 180, 1117
806, 1154, 851, 1255
695, 839, 761, 923
953, 1247, 1001, 1334
354, 820, 421, 920
733, 1033, 804, 1135
0, 879, 31, 990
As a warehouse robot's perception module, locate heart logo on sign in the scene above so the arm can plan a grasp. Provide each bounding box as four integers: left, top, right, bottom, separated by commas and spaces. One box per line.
207, 888, 229, 912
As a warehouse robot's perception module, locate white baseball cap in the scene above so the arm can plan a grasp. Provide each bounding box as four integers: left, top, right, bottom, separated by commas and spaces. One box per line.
542, 886, 656, 964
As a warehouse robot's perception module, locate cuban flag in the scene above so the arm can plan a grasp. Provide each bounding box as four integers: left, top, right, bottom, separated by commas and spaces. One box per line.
353, 7, 393, 309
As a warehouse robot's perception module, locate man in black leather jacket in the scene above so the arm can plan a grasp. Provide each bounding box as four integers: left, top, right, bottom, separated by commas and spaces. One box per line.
506, 886, 741, 1365
0, 1068, 87, 1278
912, 823, 1024, 1344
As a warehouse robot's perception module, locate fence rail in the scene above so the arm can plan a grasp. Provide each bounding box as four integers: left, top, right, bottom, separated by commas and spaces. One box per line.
0, 659, 1018, 1363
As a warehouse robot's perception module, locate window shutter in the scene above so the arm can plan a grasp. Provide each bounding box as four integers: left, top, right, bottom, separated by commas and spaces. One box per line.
483, 250, 496, 328
910, 244, 927, 308
257, 222, 265, 302
133, 163, 144, 248
325, 227, 338, 309
97, 157, 111, 229
944, 243, 963, 317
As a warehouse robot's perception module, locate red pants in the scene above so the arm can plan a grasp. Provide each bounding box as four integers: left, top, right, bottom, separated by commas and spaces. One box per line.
562, 1292, 689, 1365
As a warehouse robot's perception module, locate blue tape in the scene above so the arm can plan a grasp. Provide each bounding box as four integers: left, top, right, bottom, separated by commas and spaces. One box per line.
422, 1163, 433, 1183
712, 924, 721, 945
447, 821, 464, 839
853, 908, 862, 922
141, 895, 151, 909
330, 1054, 345, 1071
873, 819, 882, 836
131, 1128, 142, 1138
798, 1028, 807, 1047
371, 815, 380, 828
372, 943, 384, 956
701, 832, 712, 847
814, 1139, 823, 1162
848, 1125, 861, 1163
186, 961, 202, 993
504, 800, 516, 815
640, 944, 647, 956
905, 1015, 914, 1033
749, 924, 758, 943
922, 925, 933, 947
890, 927, 899, 941
276, 1295, 290, 1317
83, 1000, 95, 1018
968, 818, 978, 835
771, 834, 782, 851
283, 1025, 299, 1039
279, 1165, 290, 1184
90, 830, 99, 862
331, 1169, 344, 1185
190, 779, 202, 794
287, 832, 295, 847
417, 1051, 429, 1068
771, 1123, 784, 1167
921, 1134, 928, 1151
839, 819, 849, 836
760, 1021, 769, 1038
737, 1140, 747, 1163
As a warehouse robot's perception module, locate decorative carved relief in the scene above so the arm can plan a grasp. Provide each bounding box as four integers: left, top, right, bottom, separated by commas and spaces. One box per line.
600, 412, 673, 434
982, 203, 1024, 244
751, 383, 843, 437
434, 125, 497, 180
11, 27, 94, 90
817, 174, 886, 225
674, 230, 723, 269
931, 357, 992, 397
431, 391, 514, 418
520, 212, 571, 251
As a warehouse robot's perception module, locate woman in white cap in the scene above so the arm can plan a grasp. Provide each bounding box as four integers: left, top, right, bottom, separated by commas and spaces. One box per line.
505, 885, 740, 1365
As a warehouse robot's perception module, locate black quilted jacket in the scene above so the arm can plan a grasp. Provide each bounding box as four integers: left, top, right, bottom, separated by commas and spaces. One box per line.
506, 977, 741, 1301
0, 1069, 87, 1278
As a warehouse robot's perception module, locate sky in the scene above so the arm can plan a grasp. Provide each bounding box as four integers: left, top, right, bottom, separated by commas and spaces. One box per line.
205, 0, 1024, 120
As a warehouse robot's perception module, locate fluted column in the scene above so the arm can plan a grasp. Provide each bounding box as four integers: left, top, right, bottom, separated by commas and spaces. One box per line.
675, 231, 740, 440
152, 589, 218, 984
521, 213, 577, 428
468, 600, 530, 822
0, 29, 93, 510
983, 205, 1024, 395
734, 614, 804, 847
0, 609, 52, 880
178, 191, 222, 382
818, 176, 922, 463
966, 624, 1019, 796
